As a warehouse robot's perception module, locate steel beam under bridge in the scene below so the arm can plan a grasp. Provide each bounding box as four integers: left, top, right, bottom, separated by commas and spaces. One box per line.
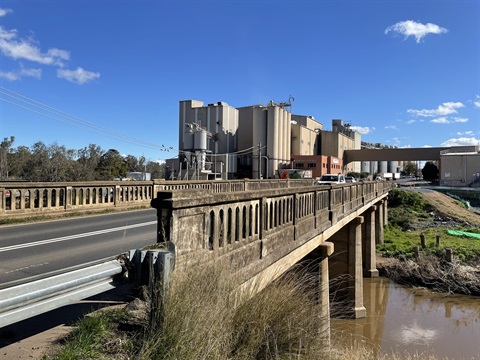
344, 146, 477, 164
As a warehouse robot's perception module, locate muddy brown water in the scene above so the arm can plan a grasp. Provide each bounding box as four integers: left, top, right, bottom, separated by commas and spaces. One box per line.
331, 277, 480, 359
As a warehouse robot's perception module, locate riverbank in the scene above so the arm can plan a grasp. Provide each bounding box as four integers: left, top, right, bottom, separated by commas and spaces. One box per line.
377, 188, 480, 296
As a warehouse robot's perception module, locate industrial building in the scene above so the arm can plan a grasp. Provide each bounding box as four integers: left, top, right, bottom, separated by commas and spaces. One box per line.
168, 99, 363, 180
172, 100, 239, 180
237, 101, 292, 179
439, 148, 480, 187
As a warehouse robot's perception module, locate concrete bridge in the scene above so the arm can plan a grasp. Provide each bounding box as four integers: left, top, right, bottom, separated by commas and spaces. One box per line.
0, 178, 391, 328
150, 179, 391, 326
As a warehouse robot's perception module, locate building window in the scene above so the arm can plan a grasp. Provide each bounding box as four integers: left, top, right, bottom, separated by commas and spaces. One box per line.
308, 163, 316, 168
297, 163, 304, 168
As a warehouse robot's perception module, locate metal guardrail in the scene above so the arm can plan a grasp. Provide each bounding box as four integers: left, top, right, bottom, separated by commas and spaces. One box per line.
0, 248, 174, 328
0, 260, 124, 328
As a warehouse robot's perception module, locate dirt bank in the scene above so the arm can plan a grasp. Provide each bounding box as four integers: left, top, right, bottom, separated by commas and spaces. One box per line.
403, 188, 480, 226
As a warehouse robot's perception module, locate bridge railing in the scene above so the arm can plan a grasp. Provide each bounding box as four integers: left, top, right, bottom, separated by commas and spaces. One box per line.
151, 180, 392, 272
0, 179, 392, 219
0, 179, 318, 218
0, 181, 155, 217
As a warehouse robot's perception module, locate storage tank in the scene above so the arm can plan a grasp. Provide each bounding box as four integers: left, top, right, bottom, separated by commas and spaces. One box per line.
361, 161, 370, 174
194, 130, 208, 151
378, 161, 388, 173
387, 161, 397, 173
183, 125, 194, 150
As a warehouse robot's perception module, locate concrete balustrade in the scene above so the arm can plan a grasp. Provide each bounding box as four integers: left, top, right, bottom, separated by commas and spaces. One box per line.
1, 179, 391, 219
0, 181, 156, 218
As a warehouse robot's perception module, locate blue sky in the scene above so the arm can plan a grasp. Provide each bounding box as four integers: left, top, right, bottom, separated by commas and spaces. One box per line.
0, 0, 479, 162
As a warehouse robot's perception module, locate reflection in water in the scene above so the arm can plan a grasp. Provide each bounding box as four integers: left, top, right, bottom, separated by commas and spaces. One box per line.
331, 277, 480, 359
399, 319, 438, 345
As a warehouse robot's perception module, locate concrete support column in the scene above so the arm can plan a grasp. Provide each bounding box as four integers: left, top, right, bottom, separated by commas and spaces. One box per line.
348, 216, 366, 318
364, 206, 379, 277
318, 241, 334, 346
375, 200, 384, 245
383, 199, 388, 226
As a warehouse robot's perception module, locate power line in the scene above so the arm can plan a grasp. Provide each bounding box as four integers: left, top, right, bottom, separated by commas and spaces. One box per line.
0, 86, 174, 152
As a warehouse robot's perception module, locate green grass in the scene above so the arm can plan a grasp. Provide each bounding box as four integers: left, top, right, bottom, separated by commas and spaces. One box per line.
380, 189, 480, 264
381, 225, 480, 262
43, 309, 132, 360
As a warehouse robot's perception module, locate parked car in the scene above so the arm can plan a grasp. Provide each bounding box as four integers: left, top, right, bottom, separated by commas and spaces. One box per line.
315, 174, 346, 185
345, 176, 356, 183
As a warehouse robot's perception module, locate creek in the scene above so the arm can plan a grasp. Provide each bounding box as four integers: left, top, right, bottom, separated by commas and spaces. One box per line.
331, 277, 480, 359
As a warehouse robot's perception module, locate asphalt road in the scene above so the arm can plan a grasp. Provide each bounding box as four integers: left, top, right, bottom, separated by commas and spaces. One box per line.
0, 209, 158, 285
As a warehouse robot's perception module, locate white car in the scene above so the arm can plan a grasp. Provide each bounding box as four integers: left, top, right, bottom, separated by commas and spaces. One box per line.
345, 176, 356, 183
315, 174, 346, 185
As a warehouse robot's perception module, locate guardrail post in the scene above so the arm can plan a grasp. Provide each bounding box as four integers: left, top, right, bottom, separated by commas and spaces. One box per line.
129, 247, 174, 290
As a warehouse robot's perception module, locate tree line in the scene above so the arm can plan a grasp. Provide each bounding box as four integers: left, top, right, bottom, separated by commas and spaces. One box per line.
0, 136, 166, 182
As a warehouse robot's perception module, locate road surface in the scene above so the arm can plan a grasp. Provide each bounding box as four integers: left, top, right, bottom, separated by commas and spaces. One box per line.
0, 209, 158, 285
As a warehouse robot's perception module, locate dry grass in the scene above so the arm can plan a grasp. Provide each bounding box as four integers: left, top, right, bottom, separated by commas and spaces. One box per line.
47, 260, 445, 359
137, 262, 329, 359
378, 254, 480, 296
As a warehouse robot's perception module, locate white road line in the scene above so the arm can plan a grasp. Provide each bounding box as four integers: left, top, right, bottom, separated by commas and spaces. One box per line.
0, 221, 157, 253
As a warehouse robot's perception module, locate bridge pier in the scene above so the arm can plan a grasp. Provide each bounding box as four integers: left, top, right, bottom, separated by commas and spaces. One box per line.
317, 241, 334, 345
363, 206, 379, 278
348, 216, 367, 318
329, 216, 367, 319
375, 200, 385, 245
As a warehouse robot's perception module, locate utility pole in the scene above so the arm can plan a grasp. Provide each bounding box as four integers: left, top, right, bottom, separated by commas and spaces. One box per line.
257, 143, 262, 179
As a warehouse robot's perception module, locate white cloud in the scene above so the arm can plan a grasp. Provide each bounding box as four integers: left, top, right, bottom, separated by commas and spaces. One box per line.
350, 126, 374, 135
0, 7, 12, 17
0, 9, 99, 85
57, 67, 100, 85
0, 26, 70, 66
453, 117, 468, 123
406, 120, 416, 124
431, 117, 449, 124
385, 20, 447, 43
0, 67, 41, 81
408, 102, 464, 117
474, 95, 480, 108
457, 131, 474, 136
422, 145, 432, 148
385, 125, 397, 129
441, 137, 480, 147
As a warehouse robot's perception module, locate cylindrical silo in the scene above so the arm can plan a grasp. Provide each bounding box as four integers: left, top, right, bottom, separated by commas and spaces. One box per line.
194, 130, 208, 151
378, 161, 388, 173
387, 161, 397, 173
183, 126, 194, 151
285, 110, 291, 163
361, 161, 370, 174
278, 107, 284, 165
